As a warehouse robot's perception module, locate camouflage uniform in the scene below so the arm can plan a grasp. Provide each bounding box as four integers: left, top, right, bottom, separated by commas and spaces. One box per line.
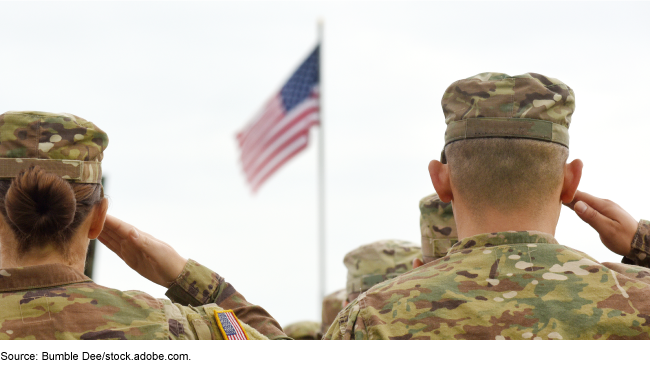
0, 259, 285, 340
283, 321, 322, 340
420, 193, 457, 263
324, 73, 650, 340
623, 220, 650, 267
344, 240, 421, 302
321, 289, 346, 335
0, 112, 288, 340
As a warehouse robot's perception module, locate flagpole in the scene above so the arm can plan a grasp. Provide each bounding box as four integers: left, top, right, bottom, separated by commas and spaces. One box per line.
317, 19, 326, 304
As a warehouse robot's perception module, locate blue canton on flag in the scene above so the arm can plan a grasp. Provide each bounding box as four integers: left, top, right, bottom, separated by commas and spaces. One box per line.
215, 310, 249, 340
217, 312, 237, 336
280, 46, 319, 111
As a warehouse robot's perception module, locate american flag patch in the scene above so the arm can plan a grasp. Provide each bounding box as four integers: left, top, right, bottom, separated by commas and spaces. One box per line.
214, 310, 249, 340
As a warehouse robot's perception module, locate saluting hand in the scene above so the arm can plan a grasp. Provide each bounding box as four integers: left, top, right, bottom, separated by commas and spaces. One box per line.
564, 190, 638, 257
98, 215, 188, 288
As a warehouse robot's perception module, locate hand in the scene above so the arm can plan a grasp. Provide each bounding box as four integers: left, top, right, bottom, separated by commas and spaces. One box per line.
98, 215, 188, 288
564, 190, 637, 256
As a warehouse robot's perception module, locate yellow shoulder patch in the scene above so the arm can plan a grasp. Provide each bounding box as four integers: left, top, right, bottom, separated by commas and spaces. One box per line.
214, 310, 249, 340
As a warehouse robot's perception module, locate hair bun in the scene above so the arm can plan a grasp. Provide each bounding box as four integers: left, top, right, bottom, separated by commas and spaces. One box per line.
5, 166, 77, 238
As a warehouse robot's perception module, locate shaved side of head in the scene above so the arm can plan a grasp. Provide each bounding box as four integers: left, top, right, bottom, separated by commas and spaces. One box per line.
445, 138, 569, 217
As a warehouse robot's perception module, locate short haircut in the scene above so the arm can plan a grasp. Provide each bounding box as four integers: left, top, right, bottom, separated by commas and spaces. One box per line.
445, 138, 569, 215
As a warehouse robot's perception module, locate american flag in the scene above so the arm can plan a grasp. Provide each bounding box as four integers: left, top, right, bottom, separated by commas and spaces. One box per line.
236, 45, 320, 192
216, 311, 249, 340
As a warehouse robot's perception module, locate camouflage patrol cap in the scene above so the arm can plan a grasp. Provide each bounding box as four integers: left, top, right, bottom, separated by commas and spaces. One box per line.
441, 72, 574, 162
283, 321, 322, 340
321, 288, 346, 335
419, 193, 458, 263
345, 240, 421, 297
0, 111, 108, 183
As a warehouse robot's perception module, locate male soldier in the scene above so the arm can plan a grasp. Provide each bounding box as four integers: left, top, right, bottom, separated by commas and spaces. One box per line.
316, 241, 421, 338
283, 288, 346, 339
324, 73, 650, 340
283, 321, 322, 340
344, 240, 421, 304
321, 289, 346, 335
283, 288, 347, 339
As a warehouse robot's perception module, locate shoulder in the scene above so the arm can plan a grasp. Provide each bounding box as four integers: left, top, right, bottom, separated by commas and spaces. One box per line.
323, 296, 366, 340
82, 282, 166, 311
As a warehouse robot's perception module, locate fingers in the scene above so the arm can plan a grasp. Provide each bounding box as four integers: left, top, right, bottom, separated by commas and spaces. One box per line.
573, 200, 613, 233
102, 215, 140, 241
572, 190, 615, 213
565, 190, 599, 210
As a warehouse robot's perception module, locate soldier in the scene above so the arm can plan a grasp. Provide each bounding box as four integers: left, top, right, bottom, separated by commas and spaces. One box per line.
415, 193, 458, 267
344, 240, 421, 304
0, 111, 288, 340
324, 73, 650, 340
321, 289, 346, 335
283, 321, 322, 340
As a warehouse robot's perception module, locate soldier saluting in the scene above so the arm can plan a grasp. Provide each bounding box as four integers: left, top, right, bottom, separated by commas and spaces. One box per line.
324, 73, 650, 340
0, 111, 288, 340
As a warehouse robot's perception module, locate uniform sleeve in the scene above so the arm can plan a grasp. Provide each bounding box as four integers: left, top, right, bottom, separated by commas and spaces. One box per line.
165, 259, 290, 340
162, 300, 269, 340
622, 219, 650, 268
322, 300, 367, 340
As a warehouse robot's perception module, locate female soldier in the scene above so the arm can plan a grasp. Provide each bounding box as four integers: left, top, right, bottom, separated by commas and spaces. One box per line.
0, 111, 288, 340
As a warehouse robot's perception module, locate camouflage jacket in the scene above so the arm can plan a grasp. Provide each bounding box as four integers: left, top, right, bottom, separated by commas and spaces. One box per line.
324, 228, 650, 340
0, 259, 288, 340
623, 219, 650, 267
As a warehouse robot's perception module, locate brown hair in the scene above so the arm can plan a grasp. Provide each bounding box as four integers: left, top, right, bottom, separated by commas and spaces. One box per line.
0, 166, 103, 255
445, 138, 569, 213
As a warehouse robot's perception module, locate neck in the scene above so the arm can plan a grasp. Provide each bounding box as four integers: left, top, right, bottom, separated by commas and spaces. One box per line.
453, 199, 561, 240
0, 241, 88, 273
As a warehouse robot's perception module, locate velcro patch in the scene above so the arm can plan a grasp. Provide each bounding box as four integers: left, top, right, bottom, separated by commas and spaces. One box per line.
214, 310, 249, 340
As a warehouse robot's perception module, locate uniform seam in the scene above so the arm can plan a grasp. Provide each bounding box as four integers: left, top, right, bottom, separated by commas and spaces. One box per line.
359, 294, 369, 339
0, 278, 93, 292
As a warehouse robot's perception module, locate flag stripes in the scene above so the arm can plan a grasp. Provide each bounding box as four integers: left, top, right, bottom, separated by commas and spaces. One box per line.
236, 45, 320, 192
225, 312, 248, 340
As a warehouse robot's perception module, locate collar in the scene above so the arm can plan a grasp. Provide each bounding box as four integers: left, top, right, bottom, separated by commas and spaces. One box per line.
0, 263, 91, 292
448, 231, 559, 255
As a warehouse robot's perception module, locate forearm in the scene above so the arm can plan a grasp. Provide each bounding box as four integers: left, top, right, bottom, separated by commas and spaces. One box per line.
622, 220, 650, 267
165, 259, 289, 340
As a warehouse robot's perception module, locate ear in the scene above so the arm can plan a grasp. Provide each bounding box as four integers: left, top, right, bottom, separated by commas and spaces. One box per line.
412, 258, 424, 269
428, 160, 453, 203
560, 159, 583, 204
88, 198, 109, 239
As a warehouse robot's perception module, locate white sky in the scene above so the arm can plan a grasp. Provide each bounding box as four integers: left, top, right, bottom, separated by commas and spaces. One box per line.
1, 1, 649, 327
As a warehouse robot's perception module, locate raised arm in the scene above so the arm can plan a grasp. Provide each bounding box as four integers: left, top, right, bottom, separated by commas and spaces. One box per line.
98, 215, 289, 340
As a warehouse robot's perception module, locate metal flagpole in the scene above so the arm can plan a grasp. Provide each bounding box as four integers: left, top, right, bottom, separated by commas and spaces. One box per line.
317, 19, 326, 303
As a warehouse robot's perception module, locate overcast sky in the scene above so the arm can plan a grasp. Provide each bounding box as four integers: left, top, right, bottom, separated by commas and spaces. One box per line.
1, 1, 649, 327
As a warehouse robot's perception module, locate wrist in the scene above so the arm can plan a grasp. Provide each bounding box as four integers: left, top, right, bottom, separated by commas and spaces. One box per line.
165, 257, 189, 288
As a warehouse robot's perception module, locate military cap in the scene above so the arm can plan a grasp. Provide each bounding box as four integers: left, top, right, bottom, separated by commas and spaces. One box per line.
344, 240, 421, 297
441, 73, 574, 162
0, 111, 108, 183
321, 288, 346, 335
419, 193, 458, 263
283, 321, 322, 340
